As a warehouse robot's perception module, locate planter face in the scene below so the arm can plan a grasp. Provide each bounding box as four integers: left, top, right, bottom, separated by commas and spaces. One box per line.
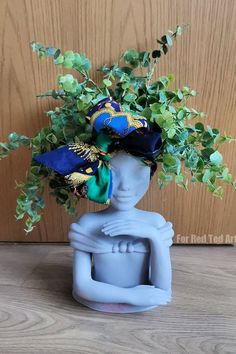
69, 151, 173, 313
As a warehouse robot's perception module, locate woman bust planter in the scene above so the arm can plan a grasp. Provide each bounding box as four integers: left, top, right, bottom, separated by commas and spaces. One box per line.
33, 95, 174, 312
69, 150, 174, 313
0, 25, 235, 313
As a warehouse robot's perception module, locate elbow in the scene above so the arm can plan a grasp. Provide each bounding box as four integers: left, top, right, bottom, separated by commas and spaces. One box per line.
73, 278, 94, 301
72, 249, 94, 300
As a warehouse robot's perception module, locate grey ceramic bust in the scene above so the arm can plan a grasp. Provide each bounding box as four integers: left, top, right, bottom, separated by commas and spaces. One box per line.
68, 151, 174, 313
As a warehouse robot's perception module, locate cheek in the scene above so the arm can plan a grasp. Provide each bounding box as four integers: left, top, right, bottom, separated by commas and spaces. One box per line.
111, 171, 118, 186
111, 168, 150, 192
135, 175, 150, 194
129, 171, 151, 194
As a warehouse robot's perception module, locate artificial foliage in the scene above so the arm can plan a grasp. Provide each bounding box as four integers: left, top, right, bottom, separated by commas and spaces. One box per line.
0, 24, 235, 233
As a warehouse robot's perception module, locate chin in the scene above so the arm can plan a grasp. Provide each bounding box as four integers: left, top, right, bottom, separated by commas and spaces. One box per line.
111, 202, 135, 211
110, 195, 141, 210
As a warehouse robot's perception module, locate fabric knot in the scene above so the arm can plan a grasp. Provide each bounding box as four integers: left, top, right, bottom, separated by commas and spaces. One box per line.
33, 96, 163, 205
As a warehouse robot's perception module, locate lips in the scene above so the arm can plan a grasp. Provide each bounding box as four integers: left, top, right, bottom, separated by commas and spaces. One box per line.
114, 193, 134, 200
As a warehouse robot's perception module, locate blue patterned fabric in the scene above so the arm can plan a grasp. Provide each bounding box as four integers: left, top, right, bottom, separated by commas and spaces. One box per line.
86, 96, 149, 137
33, 146, 99, 176
33, 96, 163, 204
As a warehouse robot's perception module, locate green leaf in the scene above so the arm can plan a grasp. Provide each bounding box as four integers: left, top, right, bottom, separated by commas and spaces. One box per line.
63, 58, 73, 69
213, 186, 223, 198
175, 174, 184, 183
58, 74, 78, 93
202, 169, 211, 182
163, 154, 177, 167
176, 25, 183, 35
221, 168, 232, 183
195, 122, 204, 132
210, 151, 222, 165
103, 79, 112, 87
80, 93, 93, 104
122, 48, 139, 67
138, 51, 150, 67
163, 44, 168, 54
167, 128, 176, 138
177, 109, 184, 120
124, 93, 137, 102
64, 50, 74, 60
121, 82, 130, 90
152, 50, 161, 58
54, 54, 64, 65
140, 107, 152, 119
166, 35, 173, 46
161, 35, 167, 44
46, 133, 57, 144
159, 171, 173, 182
54, 49, 61, 59
150, 103, 161, 113
159, 91, 167, 103
176, 89, 183, 100
190, 90, 197, 96
163, 154, 181, 174
74, 53, 91, 71
201, 148, 215, 159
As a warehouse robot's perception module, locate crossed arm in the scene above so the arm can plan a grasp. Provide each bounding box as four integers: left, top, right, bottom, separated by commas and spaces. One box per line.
72, 217, 174, 306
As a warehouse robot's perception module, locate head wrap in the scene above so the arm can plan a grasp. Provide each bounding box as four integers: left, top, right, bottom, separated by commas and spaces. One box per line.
33, 96, 162, 204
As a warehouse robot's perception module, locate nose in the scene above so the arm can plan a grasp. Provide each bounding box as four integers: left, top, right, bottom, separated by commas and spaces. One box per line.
117, 174, 131, 191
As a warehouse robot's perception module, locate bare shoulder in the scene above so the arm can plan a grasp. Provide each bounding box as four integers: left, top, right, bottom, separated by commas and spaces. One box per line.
74, 212, 98, 227
143, 210, 167, 228
74, 211, 105, 232
75, 212, 98, 231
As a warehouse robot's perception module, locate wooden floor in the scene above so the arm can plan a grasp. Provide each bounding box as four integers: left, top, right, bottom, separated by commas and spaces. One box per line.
0, 244, 235, 354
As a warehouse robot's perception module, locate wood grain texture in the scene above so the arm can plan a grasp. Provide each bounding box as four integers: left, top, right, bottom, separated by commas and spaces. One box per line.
0, 0, 235, 242
0, 244, 235, 353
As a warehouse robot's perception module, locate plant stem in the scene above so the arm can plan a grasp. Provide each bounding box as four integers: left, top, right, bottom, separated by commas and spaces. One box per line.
146, 58, 158, 87
88, 78, 104, 94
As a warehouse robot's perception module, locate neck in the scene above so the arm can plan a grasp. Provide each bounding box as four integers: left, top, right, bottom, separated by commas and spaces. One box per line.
105, 205, 137, 214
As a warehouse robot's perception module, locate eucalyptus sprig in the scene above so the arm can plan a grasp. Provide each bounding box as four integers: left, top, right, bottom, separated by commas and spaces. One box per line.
0, 24, 235, 233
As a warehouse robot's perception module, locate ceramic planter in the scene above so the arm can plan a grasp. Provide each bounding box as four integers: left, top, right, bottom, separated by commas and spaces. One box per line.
68, 151, 174, 313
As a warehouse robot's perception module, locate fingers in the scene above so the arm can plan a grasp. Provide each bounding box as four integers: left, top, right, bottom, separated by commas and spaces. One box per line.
135, 284, 155, 289
102, 225, 128, 233
70, 222, 80, 231
103, 220, 173, 231
103, 219, 128, 227
102, 225, 129, 235
101, 220, 174, 240
165, 239, 173, 247
131, 285, 172, 306
158, 221, 173, 231
147, 288, 171, 305
157, 221, 174, 241
102, 220, 135, 230
162, 229, 175, 241
102, 220, 136, 236
102, 228, 128, 237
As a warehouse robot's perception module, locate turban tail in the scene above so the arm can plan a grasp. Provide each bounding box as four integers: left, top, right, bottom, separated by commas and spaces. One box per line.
33, 96, 162, 204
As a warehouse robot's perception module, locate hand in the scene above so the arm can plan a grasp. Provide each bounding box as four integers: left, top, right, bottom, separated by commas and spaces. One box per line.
102, 219, 157, 239
102, 219, 174, 247
128, 285, 171, 306
154, 222, 175, 247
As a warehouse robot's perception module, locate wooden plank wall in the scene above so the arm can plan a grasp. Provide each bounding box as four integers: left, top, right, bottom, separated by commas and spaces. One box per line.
0, 0, 235, 243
